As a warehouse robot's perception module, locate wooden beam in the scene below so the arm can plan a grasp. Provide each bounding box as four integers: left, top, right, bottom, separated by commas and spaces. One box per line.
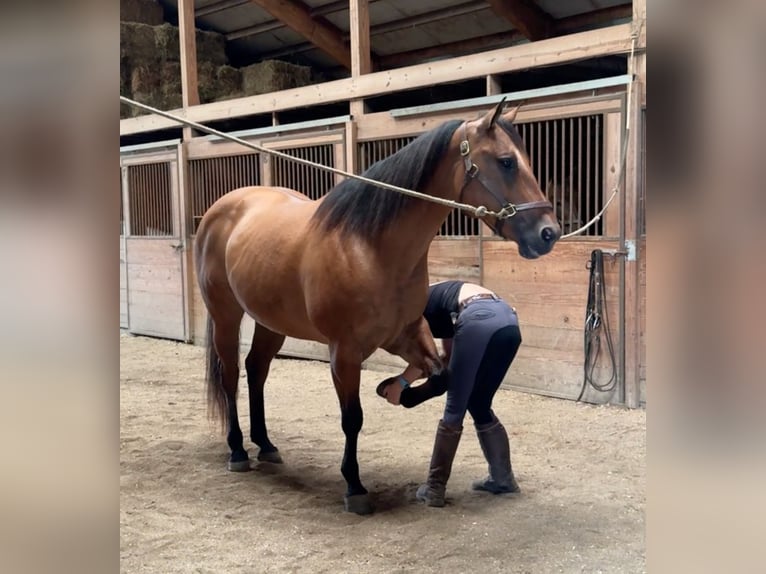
624, 0, 646, 408
178, 0, 199, 108
120, 24, 636, 136
178, 0, 199, 141
349, 0, 371, 76
485, 0, 552, 41
249, 0, 351, 70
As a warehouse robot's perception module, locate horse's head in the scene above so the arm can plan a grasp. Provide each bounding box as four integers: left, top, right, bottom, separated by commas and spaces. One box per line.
457, 100, 561, 259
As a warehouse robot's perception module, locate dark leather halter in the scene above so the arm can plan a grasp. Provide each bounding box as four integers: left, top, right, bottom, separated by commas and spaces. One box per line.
458, 122, 552, 222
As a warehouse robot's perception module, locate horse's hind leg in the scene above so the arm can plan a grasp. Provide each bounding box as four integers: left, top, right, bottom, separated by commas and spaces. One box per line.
207, 309, 250, 471
245, 323, 285, 463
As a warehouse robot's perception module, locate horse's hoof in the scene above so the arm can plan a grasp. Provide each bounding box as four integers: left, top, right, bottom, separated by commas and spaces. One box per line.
257, 449, 283, 464
227, 459, 252, 472
344, 493, 374, 515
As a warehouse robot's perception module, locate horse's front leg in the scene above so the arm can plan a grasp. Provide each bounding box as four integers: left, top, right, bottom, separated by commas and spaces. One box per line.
383, 317, 444, 376
329, 342, 372, 515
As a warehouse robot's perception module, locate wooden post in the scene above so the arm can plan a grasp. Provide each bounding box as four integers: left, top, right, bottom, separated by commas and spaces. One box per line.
349, 0, 370, 118
603, 112, 622, 237
344, 120, 357, 178
259, 148, 273, 187
176, 143, 193, 342
486, 74, 502, 96
178, 0, 199, 141
624, 0, 645, 408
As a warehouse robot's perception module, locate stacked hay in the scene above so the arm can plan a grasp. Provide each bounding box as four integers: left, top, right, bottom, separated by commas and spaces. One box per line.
120, 18, 240, 118
240, 60, 312, 96
119, 0, 315, 119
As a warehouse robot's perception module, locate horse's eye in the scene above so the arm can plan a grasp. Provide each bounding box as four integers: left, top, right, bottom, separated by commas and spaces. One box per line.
498, 157, 517, 171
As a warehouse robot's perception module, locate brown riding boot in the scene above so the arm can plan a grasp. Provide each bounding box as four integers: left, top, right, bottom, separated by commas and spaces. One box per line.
472, 416, 520, 494
416, 420, 462, 507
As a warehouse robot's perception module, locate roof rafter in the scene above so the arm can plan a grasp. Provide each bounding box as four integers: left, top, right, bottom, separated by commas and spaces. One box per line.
249, 0, 351, 70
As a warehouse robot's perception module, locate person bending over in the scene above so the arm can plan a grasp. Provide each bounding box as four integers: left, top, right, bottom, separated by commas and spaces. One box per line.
377, 280, 522, 507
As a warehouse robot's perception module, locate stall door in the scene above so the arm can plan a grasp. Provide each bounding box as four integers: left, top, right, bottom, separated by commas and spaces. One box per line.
123, 160, 186, 341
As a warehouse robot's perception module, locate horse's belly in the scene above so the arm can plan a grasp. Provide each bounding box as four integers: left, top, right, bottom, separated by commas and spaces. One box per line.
244, 303, 329, 344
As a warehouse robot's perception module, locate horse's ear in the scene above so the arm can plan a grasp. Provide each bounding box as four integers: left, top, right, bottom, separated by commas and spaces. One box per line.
481, 97, 507, 131
503, 106, 519, 124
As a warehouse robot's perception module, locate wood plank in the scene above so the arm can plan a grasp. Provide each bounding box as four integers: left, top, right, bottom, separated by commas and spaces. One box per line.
482, 239, 622, 402
624, 77, 643, 407
121, 24, 635, 135
485, 0, 551, 41
428, 239, 480, 283
127, 238, 185, 340
356, 96, 624, 141
603, 112, 622, 237
250, 0, 351, 70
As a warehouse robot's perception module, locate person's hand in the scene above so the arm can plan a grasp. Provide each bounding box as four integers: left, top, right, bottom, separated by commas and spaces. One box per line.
382, 382, 403, 405
375, 376, 406, 405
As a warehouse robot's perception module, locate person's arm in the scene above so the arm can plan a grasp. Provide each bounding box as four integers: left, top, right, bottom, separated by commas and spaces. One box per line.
441, 338, 453, 364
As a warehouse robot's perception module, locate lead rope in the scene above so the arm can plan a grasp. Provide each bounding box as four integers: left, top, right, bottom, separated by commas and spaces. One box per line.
577, 249, 617, 401
121, 96, 505, 220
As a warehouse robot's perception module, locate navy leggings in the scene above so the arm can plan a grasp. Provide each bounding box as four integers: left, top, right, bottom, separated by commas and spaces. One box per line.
442, 299, 521, 426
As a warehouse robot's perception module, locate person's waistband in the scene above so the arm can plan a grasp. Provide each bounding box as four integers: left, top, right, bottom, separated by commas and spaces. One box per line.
458, 293, 499, 313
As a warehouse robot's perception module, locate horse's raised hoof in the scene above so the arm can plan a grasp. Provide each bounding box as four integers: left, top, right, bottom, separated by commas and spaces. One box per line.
227, 458, 252, 472
257, 449, 283, 464
344, 493, 374, 515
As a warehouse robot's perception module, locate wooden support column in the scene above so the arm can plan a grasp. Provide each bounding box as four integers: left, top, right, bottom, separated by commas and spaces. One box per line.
349, 0, 371, 118
486, 74, 502, 95
344, 121, 357, 178
624, 0, 646, 408
178, 0, 199, 141
176, 142, 193, 341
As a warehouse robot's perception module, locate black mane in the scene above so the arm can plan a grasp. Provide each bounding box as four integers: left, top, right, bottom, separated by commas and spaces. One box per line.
311, 119, 462, 240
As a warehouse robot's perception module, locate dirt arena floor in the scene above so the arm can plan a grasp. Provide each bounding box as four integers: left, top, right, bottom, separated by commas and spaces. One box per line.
120, 333, 645, 573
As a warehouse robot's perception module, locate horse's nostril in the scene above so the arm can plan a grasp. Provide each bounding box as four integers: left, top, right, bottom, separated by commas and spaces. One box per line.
541, 226, 557, 243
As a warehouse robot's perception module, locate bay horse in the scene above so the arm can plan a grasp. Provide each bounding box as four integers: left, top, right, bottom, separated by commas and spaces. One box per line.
194, 101, 561, 514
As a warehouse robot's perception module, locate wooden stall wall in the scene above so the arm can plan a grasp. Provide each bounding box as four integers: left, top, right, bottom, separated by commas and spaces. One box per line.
483, 240, 621, 402
120, 171, 129, 329
120, 235, 129, 329
121, 152, 188, 341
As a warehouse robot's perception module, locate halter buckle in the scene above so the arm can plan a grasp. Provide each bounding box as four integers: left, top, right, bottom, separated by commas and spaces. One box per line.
466, 163, 479, 178
459, 140, 470, 156
497, 203, 517, 219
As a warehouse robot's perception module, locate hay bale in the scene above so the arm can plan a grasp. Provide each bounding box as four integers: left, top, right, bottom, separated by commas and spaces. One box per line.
240, 60, 311, 96
197, 29, 228, 67
197, 64, 242, 103
121, 22, 159, 63
152, 23, 227, 66
121, 0, 164, 25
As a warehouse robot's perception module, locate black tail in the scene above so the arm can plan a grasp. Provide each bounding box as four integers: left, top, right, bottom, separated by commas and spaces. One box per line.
206, 315, 228, 432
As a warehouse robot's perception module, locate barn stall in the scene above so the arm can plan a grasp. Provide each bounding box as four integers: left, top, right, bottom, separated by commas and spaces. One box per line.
120, 0, 646, 408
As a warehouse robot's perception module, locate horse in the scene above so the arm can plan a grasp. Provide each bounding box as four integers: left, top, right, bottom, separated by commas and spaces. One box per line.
194, 101, 561, 515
